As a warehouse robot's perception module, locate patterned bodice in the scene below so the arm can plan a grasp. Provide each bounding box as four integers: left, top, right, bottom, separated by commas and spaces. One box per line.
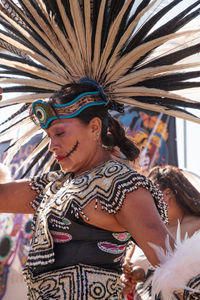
28, 160, 166, 273
32, 209, 131, 275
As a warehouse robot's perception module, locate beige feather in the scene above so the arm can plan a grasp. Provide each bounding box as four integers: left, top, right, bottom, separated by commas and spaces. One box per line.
0, 118, 32, 138
112, 62, 200, 88
0, 78, 61, 90
3, 125, 39, 165
69, 0, 87, 67
0, 58, 67, 85
97, 0, 137, 80
56, 0, 85, 76
0, 93, 53, 106
84, 0, 92, 77
17, 0, 72, 78
15, 135, 49, 175
48, 18, 82, 77
114, 97, 200, 124
113, 86, 200, 104
92, 0, 107, 76
31, 0, 80, 77
102, 0, 158, 75
105, 30, 200, 83
43, 155, 56, 174
0, 10, 67, 79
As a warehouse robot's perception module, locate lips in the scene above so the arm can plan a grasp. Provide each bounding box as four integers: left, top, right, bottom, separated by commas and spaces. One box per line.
55, 141, 79, 162
56, 155, 65, 162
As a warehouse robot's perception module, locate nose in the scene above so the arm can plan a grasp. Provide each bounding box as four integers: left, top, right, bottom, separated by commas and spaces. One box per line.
49, 137, 59, 153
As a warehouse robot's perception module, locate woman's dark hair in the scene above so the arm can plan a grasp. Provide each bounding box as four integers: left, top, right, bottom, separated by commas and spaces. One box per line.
31, 83, 140, 161
148, 165, 200, 216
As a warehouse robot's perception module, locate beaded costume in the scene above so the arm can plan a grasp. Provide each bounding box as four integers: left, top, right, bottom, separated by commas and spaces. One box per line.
24, 159, 165, 299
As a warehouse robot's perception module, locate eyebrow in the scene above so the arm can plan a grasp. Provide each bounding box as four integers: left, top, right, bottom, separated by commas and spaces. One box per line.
46, 121, 67, 135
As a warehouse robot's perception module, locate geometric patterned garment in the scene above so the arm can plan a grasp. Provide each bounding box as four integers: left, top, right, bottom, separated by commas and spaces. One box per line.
183, 273, 200, 300
27, 159, 166, 268
23, 264, 124, 300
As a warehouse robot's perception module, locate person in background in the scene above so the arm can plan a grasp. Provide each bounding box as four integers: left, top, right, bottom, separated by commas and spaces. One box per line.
148, 165, 200, 239
122, 164, 200, 300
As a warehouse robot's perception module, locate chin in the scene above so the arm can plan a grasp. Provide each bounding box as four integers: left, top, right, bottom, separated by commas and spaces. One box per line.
59, 161, 77, 173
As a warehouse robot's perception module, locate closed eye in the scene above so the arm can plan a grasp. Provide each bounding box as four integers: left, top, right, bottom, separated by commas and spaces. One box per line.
56, 132, 64, 137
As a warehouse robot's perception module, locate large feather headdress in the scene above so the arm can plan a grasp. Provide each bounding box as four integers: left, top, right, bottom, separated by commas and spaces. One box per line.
0, 0, 200, 175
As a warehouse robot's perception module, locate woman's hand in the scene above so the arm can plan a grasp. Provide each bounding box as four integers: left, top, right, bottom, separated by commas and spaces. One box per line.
121, 242, 145, 295
120, 273, 137, 296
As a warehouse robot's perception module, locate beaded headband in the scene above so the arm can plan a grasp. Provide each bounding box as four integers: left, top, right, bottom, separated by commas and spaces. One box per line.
32, 91, 106, 129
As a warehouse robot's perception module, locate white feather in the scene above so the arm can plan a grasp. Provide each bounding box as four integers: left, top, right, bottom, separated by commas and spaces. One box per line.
149, 224, 200, 299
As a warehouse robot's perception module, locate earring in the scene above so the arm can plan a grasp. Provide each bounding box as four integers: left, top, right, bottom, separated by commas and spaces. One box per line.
96, 132, 100, 141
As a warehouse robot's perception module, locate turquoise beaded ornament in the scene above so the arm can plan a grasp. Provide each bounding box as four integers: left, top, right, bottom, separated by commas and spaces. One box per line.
32, 91, 105, 129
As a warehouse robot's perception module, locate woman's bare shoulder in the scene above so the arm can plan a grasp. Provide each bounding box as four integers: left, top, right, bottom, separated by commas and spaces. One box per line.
181, 215, 200, 237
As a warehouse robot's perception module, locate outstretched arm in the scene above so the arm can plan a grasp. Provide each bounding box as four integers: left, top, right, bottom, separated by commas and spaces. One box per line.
0, 180, 36, 214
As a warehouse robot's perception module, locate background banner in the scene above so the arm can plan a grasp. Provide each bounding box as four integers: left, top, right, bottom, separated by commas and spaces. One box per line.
114, 106, 178, 175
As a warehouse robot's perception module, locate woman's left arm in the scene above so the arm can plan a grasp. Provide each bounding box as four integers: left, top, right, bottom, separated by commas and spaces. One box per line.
115, 187, 174, 266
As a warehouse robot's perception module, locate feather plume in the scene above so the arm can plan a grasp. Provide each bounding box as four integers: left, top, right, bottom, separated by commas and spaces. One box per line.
84, 0, 92, 76
69, 0, 87, 63
15, 135, 49, 176
148, 224, 200, 299
99, 0, 158, 78
3, 125, 38, 165
96, 0, 131, 79
0, 0, 200, 175
55, 0, 85, 75
105, 30, 200, 83
93, 0, 106, 76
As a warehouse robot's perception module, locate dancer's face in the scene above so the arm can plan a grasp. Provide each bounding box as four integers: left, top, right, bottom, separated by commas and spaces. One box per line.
46, 118, 101, 173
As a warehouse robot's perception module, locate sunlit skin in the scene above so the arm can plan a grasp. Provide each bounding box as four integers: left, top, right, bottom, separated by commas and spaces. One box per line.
46, 117, 111, 175
162, 188, 200, 239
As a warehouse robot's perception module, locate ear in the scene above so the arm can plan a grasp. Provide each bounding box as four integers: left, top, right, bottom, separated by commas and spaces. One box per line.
88, 117, 102, 140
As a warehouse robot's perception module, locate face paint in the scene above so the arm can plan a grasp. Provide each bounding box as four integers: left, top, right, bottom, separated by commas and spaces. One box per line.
65, 141, 79, 158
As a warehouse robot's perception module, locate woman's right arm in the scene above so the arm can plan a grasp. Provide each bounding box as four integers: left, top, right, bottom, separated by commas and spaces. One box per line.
0, 180, 37, 214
